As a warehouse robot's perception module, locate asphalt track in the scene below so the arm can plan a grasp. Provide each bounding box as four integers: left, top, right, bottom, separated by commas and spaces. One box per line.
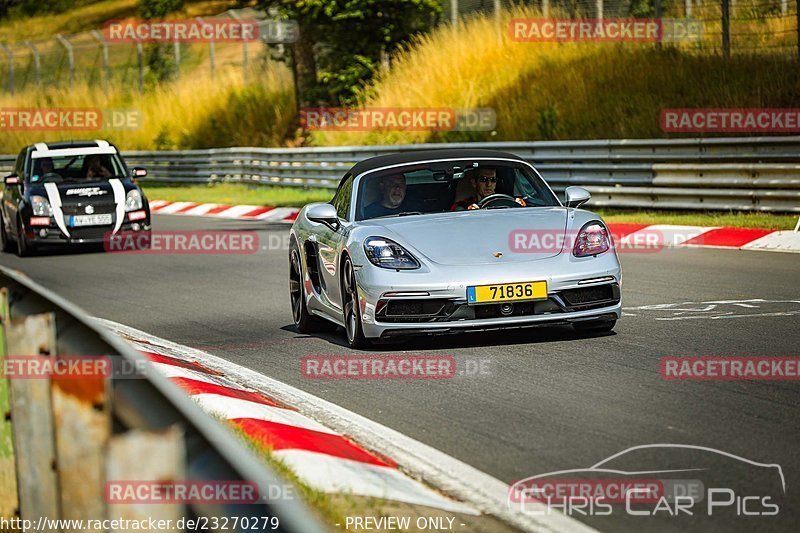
2, 214, 799, 533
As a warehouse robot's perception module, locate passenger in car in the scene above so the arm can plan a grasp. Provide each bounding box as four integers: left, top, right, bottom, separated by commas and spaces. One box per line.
83, 155, 112, 179
363, 174, 409, 218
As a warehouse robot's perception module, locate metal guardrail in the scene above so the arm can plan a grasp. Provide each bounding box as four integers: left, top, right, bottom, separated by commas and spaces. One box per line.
2, 136, 799, 211
0, 266, 322, 532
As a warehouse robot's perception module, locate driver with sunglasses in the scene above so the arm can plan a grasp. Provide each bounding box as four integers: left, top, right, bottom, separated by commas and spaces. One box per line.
450, 168, 526, 210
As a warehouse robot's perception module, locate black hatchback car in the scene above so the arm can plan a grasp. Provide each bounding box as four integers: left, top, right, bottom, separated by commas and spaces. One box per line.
1, 140, 151, 256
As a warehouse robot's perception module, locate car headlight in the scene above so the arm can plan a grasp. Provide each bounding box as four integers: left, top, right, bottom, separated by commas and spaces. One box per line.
573, 221, 610, 257
31, 196, 53, 217
364, 237, 420, 270
125, 189, 143, 212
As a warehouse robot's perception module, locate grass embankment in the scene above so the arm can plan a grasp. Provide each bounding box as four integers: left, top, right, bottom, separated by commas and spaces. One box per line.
142, 183, 333, 207
142, 184, 798, 229
313, 5, 800, 145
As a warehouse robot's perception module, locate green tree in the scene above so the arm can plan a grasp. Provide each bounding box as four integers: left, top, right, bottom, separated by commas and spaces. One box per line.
259, 0, 441, 108
139, 0, 184, 83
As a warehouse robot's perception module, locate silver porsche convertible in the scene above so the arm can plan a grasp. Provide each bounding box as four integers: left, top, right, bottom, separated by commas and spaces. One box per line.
289, 149, 621, 348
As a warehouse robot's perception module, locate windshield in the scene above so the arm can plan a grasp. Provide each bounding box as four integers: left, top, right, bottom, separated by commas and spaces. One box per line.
30, 153, 126, 184
355, 161, 559, 221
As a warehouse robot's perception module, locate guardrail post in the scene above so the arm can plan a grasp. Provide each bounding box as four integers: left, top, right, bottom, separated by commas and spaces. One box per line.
6, 313, 60, 523
229, 10, 249, 85
91, 30, 110, 93
106, 426, 185, 528
721, 0, 731, 58
52, 357, 110, 529
136, 38, 144, 95
56, 34, 74, 89
197, 17, 215, 79
24, 41, 40, 88
174, 38, 181, 78
0, 288, 18, 518
0, 44, 13, 94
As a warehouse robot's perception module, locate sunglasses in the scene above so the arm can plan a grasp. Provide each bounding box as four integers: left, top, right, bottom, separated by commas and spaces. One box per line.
478, 176, 497, 183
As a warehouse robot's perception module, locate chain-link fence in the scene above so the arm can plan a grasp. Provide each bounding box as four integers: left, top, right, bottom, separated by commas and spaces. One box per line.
446, 0, 799, 57
0, 7, 296, 95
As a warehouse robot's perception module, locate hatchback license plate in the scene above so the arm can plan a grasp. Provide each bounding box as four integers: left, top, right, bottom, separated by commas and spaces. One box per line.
70, 214, 112, 227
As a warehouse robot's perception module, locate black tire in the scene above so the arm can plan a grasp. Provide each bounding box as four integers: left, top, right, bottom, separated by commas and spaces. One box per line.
289, 242, 332, 333
0, 213, 14, 253
573, 318, 616, 334
341, 256, 371, 349
15, 216, 33, 257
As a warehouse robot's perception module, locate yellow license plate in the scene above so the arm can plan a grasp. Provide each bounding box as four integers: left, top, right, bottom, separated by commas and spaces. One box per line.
467, 281, 547, 304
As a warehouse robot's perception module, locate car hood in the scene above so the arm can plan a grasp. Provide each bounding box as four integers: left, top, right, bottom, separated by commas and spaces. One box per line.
31, 179, 128, 205
359, 207, 569, 266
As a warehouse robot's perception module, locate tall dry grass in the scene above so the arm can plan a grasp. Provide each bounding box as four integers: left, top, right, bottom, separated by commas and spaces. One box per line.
0, 64, 295, 152
313, 5, 800, 145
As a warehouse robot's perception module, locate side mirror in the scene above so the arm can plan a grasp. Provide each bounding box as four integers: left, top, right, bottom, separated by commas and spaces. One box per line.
4, 174, 20, 186
306, 203, 340, 229
131, 167, 147, 178
564, 186, 591, 209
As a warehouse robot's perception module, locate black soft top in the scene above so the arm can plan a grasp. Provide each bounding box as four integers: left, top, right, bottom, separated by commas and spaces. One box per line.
348, 148, 527, 177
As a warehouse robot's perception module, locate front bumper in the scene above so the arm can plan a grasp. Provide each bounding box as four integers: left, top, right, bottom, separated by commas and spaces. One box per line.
353, 250, 622, 339
23, 218, 151, 245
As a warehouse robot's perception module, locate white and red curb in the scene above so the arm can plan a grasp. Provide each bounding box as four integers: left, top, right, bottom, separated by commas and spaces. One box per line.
97, 319, 596, 533
104, 324, 476, 514
149, 200, 300, 223
149, 200, 800, 252
608, 223, 800, 253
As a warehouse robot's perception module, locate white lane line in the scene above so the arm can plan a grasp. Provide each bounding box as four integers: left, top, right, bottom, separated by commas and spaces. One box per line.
192, 393, 338, 435
273, 450, 478, 515
96, 318, 598, 533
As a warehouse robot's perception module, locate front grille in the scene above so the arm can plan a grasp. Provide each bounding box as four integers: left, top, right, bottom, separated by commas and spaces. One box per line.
377, 299, 456, 323
61, 203, 116, 216
70, 227, 112, 241
560, 285, 614, 305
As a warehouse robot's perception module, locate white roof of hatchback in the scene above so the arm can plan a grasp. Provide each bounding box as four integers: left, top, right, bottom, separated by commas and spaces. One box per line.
31, 140, 118, 159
